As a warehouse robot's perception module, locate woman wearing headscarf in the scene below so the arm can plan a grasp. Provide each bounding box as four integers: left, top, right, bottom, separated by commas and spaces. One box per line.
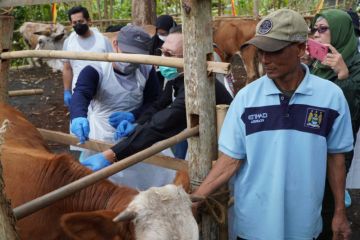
150, 15, 177, 56
308, 9, 360, 239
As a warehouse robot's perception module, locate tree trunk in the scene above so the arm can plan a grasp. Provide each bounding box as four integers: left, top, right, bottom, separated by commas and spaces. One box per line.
109, 0, 114, 20
132, 0, 156, 26
96, 0, 101, 20
0, 120, 19, 239
253, 0, 259, 18
104, 0, 109, 20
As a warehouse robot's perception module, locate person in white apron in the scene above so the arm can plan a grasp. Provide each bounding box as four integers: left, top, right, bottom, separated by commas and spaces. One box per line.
70, 25, 179, 190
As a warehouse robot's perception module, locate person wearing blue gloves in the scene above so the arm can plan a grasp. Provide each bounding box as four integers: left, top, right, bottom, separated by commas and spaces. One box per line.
62, 6, 113, 107
80, 25, 232, 175
70, 25, 160, 163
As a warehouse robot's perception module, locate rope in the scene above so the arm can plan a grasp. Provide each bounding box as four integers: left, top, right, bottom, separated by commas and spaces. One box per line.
0, 120, 9, 149
197, 190, 229, 225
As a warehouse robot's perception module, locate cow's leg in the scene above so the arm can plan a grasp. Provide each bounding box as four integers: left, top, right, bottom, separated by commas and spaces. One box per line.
239, 45, 259, 84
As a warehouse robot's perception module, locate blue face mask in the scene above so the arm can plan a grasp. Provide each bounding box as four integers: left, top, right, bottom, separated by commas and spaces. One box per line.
159, 66, 179, 80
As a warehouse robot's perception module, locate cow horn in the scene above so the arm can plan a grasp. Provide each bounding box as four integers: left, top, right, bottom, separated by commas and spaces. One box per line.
113, 210, 137, 222
190, 194, 206, 202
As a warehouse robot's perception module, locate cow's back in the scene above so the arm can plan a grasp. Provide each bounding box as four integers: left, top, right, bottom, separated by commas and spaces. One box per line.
213, 19, 258, 58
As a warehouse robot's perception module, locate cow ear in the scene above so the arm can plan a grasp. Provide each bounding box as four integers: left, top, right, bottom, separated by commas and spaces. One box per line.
53, 33, 65, 41
60, 210, 134, 240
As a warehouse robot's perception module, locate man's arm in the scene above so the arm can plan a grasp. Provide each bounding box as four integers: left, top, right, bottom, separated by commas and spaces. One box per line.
193, 154, 242, 197
63, 61, 73, 91
327, 153, 351, 240
130, 67, 160, 119
70, 66, 100, 119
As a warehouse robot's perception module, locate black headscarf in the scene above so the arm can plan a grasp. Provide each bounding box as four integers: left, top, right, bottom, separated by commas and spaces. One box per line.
150, 15, 177, 56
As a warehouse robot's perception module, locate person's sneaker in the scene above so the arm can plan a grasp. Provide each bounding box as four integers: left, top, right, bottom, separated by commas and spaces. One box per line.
345, 190, 352, 208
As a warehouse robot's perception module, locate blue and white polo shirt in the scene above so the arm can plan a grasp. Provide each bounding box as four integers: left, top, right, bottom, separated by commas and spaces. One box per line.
219, 64, 353, 240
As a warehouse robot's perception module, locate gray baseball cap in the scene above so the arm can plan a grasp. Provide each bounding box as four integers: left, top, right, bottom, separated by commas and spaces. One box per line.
242, 9, 308, 52
117, 25, 151, 54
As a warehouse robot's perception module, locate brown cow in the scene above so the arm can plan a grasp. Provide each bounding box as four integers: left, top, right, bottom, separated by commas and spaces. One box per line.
0, 103, 190, 239
213, 19, 261, 91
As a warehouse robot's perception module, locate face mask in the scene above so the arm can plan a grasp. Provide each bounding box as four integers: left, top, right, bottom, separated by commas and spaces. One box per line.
114, 62, 139, 75
73, 23, 89, 36
159, 66, 179, 80
158, 34, 167, 42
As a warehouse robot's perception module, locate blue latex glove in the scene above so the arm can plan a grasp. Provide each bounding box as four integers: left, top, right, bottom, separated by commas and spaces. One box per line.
80, 153, 111, 171
108, 112, 135, 129
114, 120, 136, 141
345, 190, 351, 208
71, 117, 90, 144
64, 90, 72, 107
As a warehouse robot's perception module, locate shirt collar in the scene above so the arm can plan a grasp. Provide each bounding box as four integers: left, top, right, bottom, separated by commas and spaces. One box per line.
264, 63, 313, 96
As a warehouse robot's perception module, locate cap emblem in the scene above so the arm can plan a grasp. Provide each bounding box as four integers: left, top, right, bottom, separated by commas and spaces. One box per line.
258, 19, 273, 35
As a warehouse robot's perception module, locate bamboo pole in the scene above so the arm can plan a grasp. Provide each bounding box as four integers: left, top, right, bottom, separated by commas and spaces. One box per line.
38, 128, 188, 171
0, 50, 229, 74
8, 89, 43, 97
13, 126, 199, 220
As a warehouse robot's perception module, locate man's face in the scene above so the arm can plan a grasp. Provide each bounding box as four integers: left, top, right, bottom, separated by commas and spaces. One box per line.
258, 43, 305, 81
161, 33, 183, 58
70, 12, 90, 26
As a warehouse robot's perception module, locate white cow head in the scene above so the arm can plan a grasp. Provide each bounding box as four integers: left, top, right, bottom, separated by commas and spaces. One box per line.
114, 184, 199, 240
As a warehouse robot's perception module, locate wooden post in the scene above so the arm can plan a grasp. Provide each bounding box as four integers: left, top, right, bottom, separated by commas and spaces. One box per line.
0, 15, 14, 102
0, 120, 19, 239
182, 0, 218, 239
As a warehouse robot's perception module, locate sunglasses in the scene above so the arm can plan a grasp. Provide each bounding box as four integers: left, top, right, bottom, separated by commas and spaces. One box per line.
311, 26, 329, 34
159, 48, 182, 58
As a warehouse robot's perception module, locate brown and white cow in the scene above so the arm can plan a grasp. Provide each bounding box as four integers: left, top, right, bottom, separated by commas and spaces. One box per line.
213, 18, 262, 91
0, 103, 193, 239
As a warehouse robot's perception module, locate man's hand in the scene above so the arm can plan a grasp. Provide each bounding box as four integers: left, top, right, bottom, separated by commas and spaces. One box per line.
114, 120, 136, 141
64, 90, 72, 107
70, 117, 89, 144
332, 209, 351, 240
108, 112, 135, 129
80, 153, 111, 171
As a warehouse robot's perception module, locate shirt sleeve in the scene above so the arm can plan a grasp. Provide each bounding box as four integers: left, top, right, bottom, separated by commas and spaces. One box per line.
218, 94, 247, 160
130, 67, 160, 119
70, 66, 100, 120
327, 91, 354, 153
62, 38, 70, 63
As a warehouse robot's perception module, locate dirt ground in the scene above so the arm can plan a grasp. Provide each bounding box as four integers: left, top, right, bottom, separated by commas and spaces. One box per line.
6, 64, 360, 239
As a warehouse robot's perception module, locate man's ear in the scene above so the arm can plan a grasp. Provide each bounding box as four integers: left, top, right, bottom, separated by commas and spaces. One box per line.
60, 210, 134, 240
298, 42, 306, 58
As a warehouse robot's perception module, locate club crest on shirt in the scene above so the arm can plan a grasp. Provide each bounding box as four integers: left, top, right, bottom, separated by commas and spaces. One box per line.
305, 108, 324, 129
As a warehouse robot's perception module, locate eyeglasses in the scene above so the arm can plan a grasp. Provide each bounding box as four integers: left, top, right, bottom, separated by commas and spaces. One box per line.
311, 26, 329, 34
159, 48, 182, 58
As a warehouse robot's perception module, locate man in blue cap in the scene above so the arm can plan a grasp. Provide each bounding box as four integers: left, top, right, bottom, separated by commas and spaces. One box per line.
193, 9, 352, 240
